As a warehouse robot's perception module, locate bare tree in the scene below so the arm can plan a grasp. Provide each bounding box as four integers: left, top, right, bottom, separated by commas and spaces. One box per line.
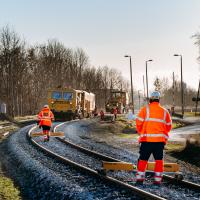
0, 25, 130, 116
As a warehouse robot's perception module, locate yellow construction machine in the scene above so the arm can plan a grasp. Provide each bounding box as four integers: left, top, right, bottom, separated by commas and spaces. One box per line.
106, 90, 129, 114
47, 88, 95, 121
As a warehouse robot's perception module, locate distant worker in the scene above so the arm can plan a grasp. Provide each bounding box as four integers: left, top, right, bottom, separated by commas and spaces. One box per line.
38, 105, 54, 141
135, 91, 172, 185
100, 110, 104, 120
113, 107, 118, 120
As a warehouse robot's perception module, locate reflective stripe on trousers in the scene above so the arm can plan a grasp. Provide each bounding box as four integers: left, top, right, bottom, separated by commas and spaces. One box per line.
154, 172, 163, 182
136, 171, 145, 180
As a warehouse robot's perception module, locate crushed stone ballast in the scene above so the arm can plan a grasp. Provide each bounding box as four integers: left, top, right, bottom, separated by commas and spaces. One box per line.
28, 124, 166, 200
53, 120, 200, 199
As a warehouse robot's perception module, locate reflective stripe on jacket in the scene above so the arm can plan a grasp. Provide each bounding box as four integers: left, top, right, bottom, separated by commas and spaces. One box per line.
38, 108, 54, 127
136, 102, 172, 143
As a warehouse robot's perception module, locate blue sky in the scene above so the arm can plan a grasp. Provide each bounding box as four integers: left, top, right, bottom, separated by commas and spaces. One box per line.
0, 0, 200, 92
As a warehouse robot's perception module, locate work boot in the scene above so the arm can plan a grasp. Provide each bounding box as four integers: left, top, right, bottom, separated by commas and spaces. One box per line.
135, 180, 144, 185
135, 171, 145, 185
44, 135, 48, 142
153, 172, 162, 185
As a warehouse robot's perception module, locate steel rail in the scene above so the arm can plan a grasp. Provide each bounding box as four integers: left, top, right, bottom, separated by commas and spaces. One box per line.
56, 137, 122, 162
27, 125, 166, 200
55, 122, 200, 192
163, 174, 200, 192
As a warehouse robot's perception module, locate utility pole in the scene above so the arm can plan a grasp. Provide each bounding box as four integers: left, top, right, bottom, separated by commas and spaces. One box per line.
180, 55, 184, 116
124, 55, 134, 114
174, 54, 184, 117
172, 72, 175, 108
138, 90, 141, 109
146, 61, 148, 99
145, 59, 153, 100
143, 75, 146, 98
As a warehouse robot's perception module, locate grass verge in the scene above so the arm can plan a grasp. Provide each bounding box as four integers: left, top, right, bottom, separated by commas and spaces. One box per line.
0, 176, 21, 200
169, 137, 200, 167
0, 120, 23, 200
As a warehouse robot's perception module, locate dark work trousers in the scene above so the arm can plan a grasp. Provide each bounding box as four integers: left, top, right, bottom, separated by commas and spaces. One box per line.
139, 142, 165, 160
41, 125, 51, 131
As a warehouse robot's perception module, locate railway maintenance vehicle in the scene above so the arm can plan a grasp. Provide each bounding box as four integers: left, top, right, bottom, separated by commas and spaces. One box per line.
47, 88, 95, 121
106, 90, 129, 114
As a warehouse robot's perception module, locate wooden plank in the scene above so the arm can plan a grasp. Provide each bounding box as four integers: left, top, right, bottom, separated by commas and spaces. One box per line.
31, 132, 44, 137
102, 161, 179, 172
147, 162, 179, 172
49, 132, 64, 137
31, 132, 64, 137
103, 162, 136, 171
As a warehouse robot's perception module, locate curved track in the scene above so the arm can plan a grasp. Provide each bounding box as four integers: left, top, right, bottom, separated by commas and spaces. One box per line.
28, 125, 166, 200
56, 133, 200, 192
53, 120, 200, 199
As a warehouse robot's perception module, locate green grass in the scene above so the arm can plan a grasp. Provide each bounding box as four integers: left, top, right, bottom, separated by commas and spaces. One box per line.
0, 177, 21, 200
175, 111, 200, 117
184, 112, 199, 117
118, 133, 138, 139
14, 115, 37, 122
165, 142, 185, 152
172, 122, 184, 129
0, 122, 21, 200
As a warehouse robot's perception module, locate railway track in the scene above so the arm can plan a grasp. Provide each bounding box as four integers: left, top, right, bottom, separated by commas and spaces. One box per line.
28, 125, 166, 200
56, 135, 200, 192
27, 121, 200, 199
54, 122, 200, 193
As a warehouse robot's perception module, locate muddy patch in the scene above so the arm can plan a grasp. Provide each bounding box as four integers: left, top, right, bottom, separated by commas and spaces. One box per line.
169, 134, 200, 167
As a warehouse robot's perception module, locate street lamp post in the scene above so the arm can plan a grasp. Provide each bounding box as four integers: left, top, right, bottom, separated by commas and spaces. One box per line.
138, 90, 141, 110
145, 59, 153, 100
124, 55, 134, 114
143, 75, 146, 98
174, 54, 184, 117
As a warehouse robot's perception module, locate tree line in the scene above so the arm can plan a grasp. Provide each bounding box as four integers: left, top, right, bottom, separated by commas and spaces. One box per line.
1, 25, 200, 116
153, 76, 197, 111
0, 26, 129, 117
151, 30, 200, 112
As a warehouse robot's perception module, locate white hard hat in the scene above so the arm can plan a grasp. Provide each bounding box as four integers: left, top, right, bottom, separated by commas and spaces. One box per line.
43, 104, 49, 108
150, 91, 160, 100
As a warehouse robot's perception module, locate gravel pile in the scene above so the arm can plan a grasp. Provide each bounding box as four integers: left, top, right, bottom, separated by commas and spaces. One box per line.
0, 125, 141, 200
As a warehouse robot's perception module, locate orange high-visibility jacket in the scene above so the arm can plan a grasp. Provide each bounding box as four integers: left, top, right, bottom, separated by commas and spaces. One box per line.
136, 102, 172, 143
38, 108, 54, 127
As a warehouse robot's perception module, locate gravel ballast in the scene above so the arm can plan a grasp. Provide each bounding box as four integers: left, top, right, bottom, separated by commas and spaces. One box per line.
54, 120, 200, 200
0, 120, 199, 200
0, 125, 141, 200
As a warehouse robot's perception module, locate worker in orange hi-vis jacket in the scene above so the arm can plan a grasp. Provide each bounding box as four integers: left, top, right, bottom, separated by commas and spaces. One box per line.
135, 91, 172, 185
37, 105, 54, 142
113, 107, 118, 120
